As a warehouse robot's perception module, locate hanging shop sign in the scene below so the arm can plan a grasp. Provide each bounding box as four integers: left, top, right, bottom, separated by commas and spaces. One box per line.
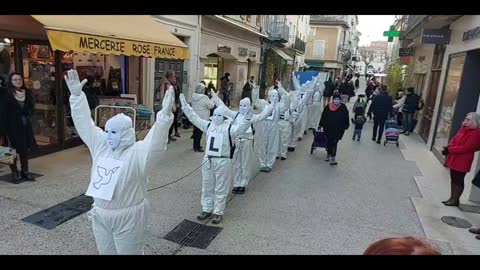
399, 47, 414, 57
45, 30, 188, 59
421, 29, 451, 44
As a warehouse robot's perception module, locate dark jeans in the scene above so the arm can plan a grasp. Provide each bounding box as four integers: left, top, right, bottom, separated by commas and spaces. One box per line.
193, 126, 203, 150
223, 92, 230, 107
169, 111, 179, 136
403, 112, 415, 132
372, 116, 386, 141
326, 137, 338, 157
352, 129, 362, 140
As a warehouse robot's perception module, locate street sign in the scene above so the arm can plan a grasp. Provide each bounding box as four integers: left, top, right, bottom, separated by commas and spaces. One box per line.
383, 25, 400, 42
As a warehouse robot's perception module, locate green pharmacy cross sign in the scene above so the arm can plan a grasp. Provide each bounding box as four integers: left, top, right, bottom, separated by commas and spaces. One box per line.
383, 25, 400, 42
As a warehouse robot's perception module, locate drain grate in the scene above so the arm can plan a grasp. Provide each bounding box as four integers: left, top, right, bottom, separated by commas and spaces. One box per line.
0, 172, 43, 183
22, 194, 93, 230
459, 204, 480, 214
163, 219, 222, 249
441, 216, 472, 228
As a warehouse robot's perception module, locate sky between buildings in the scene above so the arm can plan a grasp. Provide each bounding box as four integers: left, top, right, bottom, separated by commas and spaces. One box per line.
357, 15, 397, 46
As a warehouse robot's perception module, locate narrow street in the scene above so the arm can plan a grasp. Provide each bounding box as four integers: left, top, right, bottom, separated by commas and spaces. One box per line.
0, 79, 454, 254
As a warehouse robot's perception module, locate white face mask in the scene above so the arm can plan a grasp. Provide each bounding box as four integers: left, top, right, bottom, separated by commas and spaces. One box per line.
104, 113, 133, 151
212, 108, 224, 126
239, 98, 251, 115
268, 90, 279, 104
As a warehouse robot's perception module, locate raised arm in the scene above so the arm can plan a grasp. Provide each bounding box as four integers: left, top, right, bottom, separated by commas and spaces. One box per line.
180, 93, 210, 132
292, 72, 301, 91
210, 90, 237, 118
136, 86, 174, 172
65, 69, 106, 155
252, 85, 267, 110
278, 88, 292, 114
252, 104, 274, 123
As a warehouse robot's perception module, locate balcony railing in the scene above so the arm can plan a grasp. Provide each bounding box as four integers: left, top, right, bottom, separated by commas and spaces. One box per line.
266, 15, 289, 43
292, 37, 306, 52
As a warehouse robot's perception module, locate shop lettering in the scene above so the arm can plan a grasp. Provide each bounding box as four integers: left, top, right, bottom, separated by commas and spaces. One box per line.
79, 37, 125, 53
132, 43, 151, 55
154, 46, 176, 57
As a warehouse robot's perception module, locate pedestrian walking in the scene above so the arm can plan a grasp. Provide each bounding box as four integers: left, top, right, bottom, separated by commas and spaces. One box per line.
441, 112, 480, 207
352, 107, 366, 142
401, 87, 422, 135
220, 73, 231, 107
162, 70, 181, 142
242, 76, 255, 102
368, 86, 393, 144
319, 93, 350, 166
323, 77, 335, 108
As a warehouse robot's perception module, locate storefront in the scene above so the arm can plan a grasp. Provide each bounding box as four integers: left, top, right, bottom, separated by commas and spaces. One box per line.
0, 15, 188, 157
200, 16, 263, 105
427, 16, 480, 173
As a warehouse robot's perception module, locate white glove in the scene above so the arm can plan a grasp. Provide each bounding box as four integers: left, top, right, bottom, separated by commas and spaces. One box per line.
64, 69, 87, 96
179, 93, 188, 108
160, 86, 174, 116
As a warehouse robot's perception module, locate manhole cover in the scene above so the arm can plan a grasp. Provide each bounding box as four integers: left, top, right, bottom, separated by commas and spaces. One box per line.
0, 172, 43, 183
441, 216, 472, 228
22, 194, 93, 230
459, 204, 480, 214
163, 219, 222, 249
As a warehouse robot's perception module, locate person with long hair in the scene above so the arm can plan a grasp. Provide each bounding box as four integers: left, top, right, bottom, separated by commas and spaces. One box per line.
441, 112, 480, 207
5, 73, 37, 183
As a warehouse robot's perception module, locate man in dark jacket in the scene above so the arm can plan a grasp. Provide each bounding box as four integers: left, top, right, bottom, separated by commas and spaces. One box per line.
242, 76, 254, 102
220, 72, 230, 107
368, 88, 393, 144
401, 87, 421, 135
323, 77, 335, 107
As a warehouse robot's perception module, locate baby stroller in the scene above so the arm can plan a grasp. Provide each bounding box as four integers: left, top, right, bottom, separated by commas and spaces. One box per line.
310, 128, 328, 154
384, 113, 400, 147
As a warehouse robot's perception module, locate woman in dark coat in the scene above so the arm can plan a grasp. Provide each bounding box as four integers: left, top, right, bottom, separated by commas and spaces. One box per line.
323, 77, 335, 107
5, 73, 37, 183
319, 93, 350, 166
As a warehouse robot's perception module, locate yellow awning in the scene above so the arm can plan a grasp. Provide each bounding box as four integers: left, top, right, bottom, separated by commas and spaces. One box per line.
32, 15, 189, 60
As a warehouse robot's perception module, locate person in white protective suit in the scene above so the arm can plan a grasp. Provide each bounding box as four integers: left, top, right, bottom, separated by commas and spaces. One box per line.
180, 94, 252, 224
288, 75, 314, 152
64, 69, 174, 255
191, 83, 215, 152
253, 82, 291, 172
277, 85, 295, 160
306, 76, 326, 130
209, 90, 273, 194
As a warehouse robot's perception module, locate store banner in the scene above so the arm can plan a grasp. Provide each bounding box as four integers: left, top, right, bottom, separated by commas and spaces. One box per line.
46, 30, 189, 60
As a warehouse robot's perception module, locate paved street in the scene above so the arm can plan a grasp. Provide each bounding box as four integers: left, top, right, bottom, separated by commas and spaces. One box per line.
0, 81, 457, 254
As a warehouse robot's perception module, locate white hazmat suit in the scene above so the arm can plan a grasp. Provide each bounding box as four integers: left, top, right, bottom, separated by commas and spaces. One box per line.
210, 91, 273, 193
253, 85, 291, 172
306, 77, 325, 130
289, 76, 314, 149
65, 69, 174, 255
180, 94, 252, 223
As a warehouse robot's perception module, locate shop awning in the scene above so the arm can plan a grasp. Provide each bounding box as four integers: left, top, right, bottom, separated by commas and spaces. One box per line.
32, 15, 189, 60
207, 52, 238, 60
270, 46, 294, 62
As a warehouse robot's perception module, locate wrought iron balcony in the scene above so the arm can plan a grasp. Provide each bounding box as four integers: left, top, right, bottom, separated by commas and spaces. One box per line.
266, 15, 289, 43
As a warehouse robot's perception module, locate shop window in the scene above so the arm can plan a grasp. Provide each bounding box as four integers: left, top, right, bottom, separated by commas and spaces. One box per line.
432, 54, 466, 155
204, 63, 218, 89
21, 43, 58, 147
